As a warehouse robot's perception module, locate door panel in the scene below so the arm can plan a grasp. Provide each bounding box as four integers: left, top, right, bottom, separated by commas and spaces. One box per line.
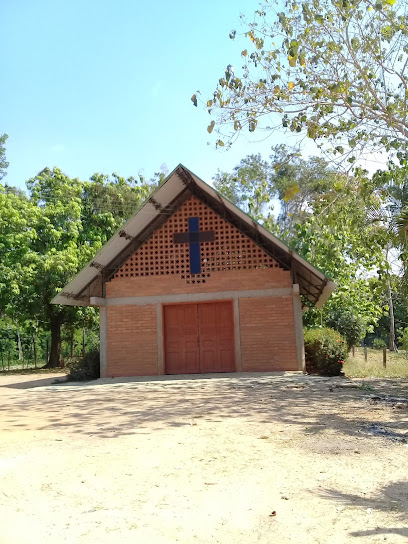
164, 304, 199, 374
198, 301, 235, 373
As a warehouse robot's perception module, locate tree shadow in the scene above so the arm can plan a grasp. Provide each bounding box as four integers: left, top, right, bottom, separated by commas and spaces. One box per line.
317, 481, 408, 538
0, 373, 407, 441
1, 376, 67, 389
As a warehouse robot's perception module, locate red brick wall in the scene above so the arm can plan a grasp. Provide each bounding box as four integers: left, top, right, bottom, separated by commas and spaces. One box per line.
106, 267, 291, 298
239, 297, 298, 371
104, 195, 297, 376
106, 305, 158, 377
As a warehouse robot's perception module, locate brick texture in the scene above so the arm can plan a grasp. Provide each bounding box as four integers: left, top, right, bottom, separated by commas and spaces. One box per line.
239, 297, 297, 371
104, 196, 297, 376
106, 267, 290, 298
106, 305, 157, 377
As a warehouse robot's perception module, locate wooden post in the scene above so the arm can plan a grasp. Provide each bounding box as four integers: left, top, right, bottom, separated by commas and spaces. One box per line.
352, 345, 355, 357
364, 346, 368, 362
383, 346, 387, 368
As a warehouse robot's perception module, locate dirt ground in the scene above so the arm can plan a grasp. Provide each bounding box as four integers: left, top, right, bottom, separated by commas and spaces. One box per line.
0, 372, 407, 544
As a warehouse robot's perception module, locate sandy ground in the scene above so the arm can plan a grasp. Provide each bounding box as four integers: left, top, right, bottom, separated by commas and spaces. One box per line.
0, 371, 407, 544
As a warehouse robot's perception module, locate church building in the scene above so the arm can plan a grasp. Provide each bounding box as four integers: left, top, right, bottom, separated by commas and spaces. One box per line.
53, 165, 335, 377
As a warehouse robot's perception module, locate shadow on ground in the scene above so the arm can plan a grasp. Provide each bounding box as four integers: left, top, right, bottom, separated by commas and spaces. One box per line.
318, 480, 408, 539
1, 376, 66, 389
1, 373, 407, 444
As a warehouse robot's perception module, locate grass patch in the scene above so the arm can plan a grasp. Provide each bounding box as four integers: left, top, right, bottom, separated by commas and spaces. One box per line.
344, 347, 408, 378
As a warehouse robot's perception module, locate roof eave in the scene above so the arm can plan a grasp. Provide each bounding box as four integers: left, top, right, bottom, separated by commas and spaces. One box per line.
315, 281, 337, 309
53, 163, 336, 308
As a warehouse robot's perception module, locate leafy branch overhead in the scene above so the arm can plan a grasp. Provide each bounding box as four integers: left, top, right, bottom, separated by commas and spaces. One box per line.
198, 0, 408, 159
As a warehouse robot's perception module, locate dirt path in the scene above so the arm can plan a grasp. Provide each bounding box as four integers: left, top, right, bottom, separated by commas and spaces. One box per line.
0, 372, 407, 543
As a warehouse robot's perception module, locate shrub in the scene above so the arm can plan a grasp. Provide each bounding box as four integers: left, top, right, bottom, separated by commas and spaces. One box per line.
304, 327, 347, 376
66, 350, 100, 381
373, 338, 386, 350
397, 327, 408, 356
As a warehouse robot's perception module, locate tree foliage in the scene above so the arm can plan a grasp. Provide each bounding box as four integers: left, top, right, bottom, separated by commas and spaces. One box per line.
325, 305, 366, 348
1, 167, 156, 367
0, 134, 8, 181
213, 149, 395, 338
201, 0, 408, 159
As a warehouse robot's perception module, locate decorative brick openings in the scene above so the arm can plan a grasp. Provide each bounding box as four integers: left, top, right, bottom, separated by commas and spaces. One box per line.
114, 196, 280, 285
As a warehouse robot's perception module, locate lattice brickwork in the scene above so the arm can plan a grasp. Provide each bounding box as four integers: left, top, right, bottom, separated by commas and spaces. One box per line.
114, 196, 280, 284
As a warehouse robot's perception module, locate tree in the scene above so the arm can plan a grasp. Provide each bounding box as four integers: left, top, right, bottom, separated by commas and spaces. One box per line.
0, 166, 155, 367
325, 305, 367, 349
0, 134, 8, 180
213, 154, 275, 223
214, 151, 390, 333
200, 0, 408, 159
212, 147, 342, 237
268, 146, 343, 237
26, 168, 154, 366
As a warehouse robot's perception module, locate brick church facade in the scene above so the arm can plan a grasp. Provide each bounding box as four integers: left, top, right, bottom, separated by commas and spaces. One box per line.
54, 165, 335, 377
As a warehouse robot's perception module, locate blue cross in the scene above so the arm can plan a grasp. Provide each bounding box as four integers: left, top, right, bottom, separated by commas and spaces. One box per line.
173, 217, 214, 274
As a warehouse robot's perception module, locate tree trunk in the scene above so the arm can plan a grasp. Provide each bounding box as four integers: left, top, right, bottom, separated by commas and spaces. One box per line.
70, 328, 74, 358
32, 335, 37, 369
45, 313, 62, 367
387, 279, 397, 352
17, 330, 23, 361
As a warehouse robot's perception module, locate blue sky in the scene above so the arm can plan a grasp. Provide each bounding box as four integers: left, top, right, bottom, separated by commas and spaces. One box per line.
2, 0, 302, 190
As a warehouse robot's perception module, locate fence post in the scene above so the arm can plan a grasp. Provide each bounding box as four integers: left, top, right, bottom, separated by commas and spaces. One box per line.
364, 346, 368, 362
352, 345, 355, 357
383, 346, 387, 368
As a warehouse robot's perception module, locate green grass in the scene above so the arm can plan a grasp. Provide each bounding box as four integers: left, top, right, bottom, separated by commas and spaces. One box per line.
344, 347, 408, 378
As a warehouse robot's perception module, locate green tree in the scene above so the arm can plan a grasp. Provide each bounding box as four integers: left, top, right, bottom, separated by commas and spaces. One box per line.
325, 305, 366, 349
268, 146, 343, 237
213, 147, 341, 237
0, 134, 8, 180
200, 0, 408, 158
214, 151, 389, 333
213, 154, 275, 225
0, 166, 155, 367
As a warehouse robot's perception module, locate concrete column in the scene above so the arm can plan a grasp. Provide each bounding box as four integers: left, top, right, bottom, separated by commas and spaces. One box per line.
292, 284, 305, 372
156, 303, 164, 375
233, 298, 243, 371
99, 306, 108, 377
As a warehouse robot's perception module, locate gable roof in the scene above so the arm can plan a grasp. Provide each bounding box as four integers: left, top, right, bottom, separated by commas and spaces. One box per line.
52, 164, 336, 308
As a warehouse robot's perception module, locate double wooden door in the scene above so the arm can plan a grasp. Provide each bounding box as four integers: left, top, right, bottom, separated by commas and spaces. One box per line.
164, 301, 235, 374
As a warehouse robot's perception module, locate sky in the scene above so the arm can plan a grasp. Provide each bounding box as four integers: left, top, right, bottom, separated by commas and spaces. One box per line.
2, 0, 303, 191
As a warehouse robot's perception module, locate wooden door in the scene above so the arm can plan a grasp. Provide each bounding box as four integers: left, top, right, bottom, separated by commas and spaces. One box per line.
164, 301, 235, 374
164, 304, 200, 374
198, 302, 235, 373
